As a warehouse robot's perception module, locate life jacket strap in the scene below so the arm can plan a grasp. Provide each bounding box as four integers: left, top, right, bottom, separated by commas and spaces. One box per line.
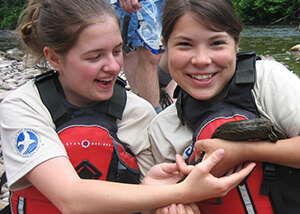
35, 70, 67, 122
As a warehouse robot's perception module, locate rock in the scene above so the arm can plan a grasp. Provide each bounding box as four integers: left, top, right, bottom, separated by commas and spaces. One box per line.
290, 44, 300, 52
0, 49, 42, 102
260, 55, 276, 61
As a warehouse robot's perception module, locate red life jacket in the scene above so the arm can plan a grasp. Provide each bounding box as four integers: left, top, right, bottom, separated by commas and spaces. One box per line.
175, 51, 300, 214
10, 71, 140, 214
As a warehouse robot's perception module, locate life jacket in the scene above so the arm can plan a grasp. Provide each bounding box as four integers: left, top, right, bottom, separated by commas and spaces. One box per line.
10, 70, 140, 214
175, 51, 300, 214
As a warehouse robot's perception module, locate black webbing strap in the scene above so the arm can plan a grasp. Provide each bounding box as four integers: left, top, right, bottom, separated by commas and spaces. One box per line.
35, 71, 127, 122
260, 163, 275, 196
35, 70, 67, 123
235, 51, 258, 84
108, 77, 127, 120
260, 163, 286, 214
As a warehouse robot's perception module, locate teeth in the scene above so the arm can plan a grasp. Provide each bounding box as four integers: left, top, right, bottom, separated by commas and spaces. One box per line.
191, 74, 213, 80
95, 77, 113, 82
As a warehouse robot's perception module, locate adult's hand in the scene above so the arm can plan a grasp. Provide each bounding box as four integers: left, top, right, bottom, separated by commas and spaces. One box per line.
119, 0, 143, 14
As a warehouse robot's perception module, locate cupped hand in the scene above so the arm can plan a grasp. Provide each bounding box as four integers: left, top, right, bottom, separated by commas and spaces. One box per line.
142, 162, 183, 185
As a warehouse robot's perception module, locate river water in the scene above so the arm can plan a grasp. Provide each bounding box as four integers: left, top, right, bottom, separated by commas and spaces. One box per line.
0, 25, 299, 75
239, 25, 299, 75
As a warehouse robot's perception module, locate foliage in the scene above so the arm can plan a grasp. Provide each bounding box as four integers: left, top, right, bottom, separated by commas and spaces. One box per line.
0, 0, 299, 29
232, 0, 300, 24
0, 0, 27, 29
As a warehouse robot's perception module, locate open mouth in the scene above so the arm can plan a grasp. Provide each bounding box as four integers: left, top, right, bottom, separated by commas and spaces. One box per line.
189, 73, 216, 81
94, 77, 113, 85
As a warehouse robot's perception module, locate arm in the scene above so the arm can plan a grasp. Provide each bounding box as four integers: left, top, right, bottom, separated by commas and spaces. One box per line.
26, 149, 255, 214
194, 136, 300, 177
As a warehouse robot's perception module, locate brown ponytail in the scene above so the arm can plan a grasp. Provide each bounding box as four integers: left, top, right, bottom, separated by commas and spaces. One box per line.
16, 1, 44, 65
15, 0, 119, 69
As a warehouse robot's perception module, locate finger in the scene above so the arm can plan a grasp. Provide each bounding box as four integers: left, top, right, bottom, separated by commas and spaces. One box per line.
175, 154, 194, 175
176, 204, 187, 214
224, 167, 235, 176
187, 203, 201, 214
220, 162, 256, 192
160, 162, 180, 174
199, 148, 225, 173
154, 206, 169, 214
169, 204, 179, 214
234, 163, 243, 173
194, 140, 207, 153
120, 0, 136, 14
131, 0, 142, 10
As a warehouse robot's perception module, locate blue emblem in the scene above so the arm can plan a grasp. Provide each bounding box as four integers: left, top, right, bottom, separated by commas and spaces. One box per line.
15, 129, 41, 157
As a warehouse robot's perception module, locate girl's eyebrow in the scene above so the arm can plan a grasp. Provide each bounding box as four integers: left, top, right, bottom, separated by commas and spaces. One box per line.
173, 35, 193, 41
208, 33, 229, 41
83, 42, 123, 55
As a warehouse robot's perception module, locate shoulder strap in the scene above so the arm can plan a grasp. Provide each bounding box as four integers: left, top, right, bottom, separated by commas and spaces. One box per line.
108, 77, 127, 120
35, 70, 67, 123
235, 50, 260, 84
35, 71, 127, 122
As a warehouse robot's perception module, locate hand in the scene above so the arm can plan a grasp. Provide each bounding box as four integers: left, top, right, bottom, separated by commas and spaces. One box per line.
153, 203, 200, 214
179, 149, 256, 202
142, 162, 183, 185
119, 0, 143, 14
194, 139, 248, 177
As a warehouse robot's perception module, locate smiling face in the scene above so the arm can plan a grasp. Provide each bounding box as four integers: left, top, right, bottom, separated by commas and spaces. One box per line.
53, 16, 123, 107
166, 13, 239, 100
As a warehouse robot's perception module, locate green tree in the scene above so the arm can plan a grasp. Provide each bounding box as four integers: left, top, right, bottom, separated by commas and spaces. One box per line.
0, 0, 27, 29
232, 0, 300, 24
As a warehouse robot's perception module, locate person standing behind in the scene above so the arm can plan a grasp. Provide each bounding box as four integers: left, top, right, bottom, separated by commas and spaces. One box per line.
111, 0, 164, 113
148, 0, 300, 213
0, 0, 256, 213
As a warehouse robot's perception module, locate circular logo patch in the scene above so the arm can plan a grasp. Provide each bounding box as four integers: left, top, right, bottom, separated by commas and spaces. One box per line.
15, 129, 41, 157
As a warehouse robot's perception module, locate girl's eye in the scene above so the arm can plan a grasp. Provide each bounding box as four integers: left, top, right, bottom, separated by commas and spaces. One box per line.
178, 42, 191, 46
87, 55, 101, 60
212, 41, 225, 46
113, 49, 122, 55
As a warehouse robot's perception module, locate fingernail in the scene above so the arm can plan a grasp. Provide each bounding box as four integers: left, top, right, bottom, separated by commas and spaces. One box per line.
217, 148, 225, 156
178, 204, 184, 210
170, 204, 176, 210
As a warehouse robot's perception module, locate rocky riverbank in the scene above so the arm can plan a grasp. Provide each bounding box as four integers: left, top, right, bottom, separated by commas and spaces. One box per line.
0, 48, 42, 102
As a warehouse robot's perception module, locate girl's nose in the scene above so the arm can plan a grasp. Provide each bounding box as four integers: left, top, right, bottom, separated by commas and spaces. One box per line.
103, 54, 122, 73
191, 48, 212, 66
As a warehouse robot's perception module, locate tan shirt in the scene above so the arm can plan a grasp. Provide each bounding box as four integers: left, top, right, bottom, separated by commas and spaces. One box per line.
0, 80, 156, 190
148, 60, 300, 166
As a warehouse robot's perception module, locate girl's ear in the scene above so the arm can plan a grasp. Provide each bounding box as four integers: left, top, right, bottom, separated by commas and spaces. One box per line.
43, 46, 62, 71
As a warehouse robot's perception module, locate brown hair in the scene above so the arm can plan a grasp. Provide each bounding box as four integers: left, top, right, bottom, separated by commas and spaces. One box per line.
16, 0, 119, 68
162, 0, 242, 45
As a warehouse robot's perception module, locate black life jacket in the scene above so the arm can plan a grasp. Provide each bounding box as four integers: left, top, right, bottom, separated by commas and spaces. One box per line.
175, 51, 300, 214
10, 70, 141, 214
